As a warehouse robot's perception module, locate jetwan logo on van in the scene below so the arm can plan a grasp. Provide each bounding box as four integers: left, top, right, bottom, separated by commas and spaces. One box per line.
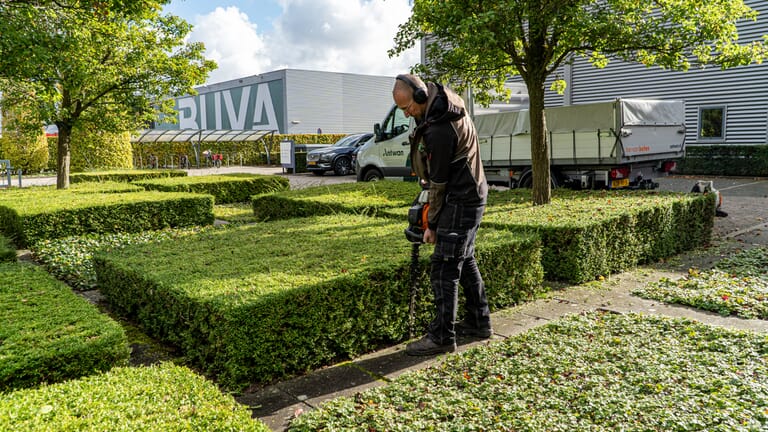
384, 149, 405, 157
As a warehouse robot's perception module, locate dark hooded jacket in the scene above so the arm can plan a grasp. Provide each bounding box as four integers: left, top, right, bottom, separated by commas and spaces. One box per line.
409, 83, 488, 229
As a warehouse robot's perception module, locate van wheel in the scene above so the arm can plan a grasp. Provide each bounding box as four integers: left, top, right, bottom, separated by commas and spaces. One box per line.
363, 169, 383, 181
333, 157, 353, 176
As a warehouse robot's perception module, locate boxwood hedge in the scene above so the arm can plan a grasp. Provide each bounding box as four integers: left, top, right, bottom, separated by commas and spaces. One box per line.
252, 180, 421, 220
0, 362, 270, 431
134, 173, 290, 204
0, 236, 15, 263
0, 188, 215, 247
0, 262, 129, 392
94, 214, 542, 389
482, 189, 714, 283
69, 169, 187, 183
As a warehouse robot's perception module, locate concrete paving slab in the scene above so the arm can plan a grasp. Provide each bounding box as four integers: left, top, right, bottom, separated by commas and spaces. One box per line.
236, 386, 306, 432
490, 310, 551, 337
511, 297, 593, 321
274, 362, 378, 405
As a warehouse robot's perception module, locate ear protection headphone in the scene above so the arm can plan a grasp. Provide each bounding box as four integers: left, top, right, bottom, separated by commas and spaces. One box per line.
396, 74, 428, 104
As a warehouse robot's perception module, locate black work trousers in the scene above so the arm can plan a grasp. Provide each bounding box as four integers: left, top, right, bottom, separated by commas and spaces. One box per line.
427, 202, 490, 345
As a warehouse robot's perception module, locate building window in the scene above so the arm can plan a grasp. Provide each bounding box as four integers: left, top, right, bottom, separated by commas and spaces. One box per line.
698, 106, 725, 141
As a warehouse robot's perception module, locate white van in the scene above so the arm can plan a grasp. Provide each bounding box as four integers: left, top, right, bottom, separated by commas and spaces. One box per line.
354, 106, 414, 181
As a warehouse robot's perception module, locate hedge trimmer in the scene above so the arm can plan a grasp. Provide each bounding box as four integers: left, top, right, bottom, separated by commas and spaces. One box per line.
404, 189, 429, 338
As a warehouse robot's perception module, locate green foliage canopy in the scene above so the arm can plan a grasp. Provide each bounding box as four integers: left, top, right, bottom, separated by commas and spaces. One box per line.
391, 0, 767, 204
0, 0, 216, 188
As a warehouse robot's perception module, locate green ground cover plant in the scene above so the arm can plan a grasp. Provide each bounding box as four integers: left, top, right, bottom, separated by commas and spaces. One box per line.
714, 246, 768, 279
634, 247, 768, 320
94, 214, 542, 389
0, 362, 270, 431
133, 173, 290, 204
482, 189, 714, 283
32, 226, 224, 290
0, 188, 214, 247
288, 311, 768, 431
252, 180, 421, 220
69, 169, 187, 183
0, 262, 129, 391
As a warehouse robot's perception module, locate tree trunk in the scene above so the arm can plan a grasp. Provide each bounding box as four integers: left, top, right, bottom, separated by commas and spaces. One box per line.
527, 78, 551, 205
56, 123, 72, 189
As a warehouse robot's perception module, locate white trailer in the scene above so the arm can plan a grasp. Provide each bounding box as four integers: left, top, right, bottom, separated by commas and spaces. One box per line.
475, 98, 685, 189
355, 98, 685, 189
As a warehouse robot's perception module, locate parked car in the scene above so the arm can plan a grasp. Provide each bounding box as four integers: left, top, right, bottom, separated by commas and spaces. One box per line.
306, 133, 373, 176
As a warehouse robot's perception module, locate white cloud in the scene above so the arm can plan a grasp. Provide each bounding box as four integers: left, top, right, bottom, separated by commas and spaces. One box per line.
187, 6, 273, 85
188, 0, 419, 85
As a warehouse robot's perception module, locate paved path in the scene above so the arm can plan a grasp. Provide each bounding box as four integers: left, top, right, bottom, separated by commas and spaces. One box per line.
13, 166, 357, 190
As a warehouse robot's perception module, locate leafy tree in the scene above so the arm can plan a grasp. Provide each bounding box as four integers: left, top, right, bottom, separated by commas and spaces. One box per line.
0, 0, 215, 188
391, 0, 767, 205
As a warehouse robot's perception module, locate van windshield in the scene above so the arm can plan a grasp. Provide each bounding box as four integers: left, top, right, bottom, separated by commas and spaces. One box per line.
379, 106, 410, 141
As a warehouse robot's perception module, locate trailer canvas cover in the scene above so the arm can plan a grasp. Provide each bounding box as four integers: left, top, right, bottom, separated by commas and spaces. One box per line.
475, 98, 685, 165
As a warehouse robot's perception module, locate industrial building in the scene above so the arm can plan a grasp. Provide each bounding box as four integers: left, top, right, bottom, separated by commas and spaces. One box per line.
539, 0, 768, 148
152, 68, 397, 136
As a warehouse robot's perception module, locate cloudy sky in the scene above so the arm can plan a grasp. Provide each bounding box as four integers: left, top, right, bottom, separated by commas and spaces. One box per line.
161, 0, 420, 85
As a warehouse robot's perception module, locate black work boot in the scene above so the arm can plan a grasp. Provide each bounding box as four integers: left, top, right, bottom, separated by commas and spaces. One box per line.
405, 335, 456, 356
455, 319, 493, 339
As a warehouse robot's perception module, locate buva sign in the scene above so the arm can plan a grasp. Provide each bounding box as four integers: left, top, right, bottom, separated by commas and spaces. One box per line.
169, 80, 285, 132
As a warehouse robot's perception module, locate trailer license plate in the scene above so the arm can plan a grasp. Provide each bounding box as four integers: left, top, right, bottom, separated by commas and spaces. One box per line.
611, 178, 629, 189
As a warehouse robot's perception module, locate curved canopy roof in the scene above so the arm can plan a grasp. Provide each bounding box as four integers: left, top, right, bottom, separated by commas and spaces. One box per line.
131, 129, 277, 143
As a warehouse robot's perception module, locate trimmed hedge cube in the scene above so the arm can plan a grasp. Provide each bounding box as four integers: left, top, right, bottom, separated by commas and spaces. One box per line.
94, 214, 541, 389
134, 173, 290, 204
0, 262, 129, 391
0, 362, 270, 431
483, 189, 715, 283
0, 189, 214, 248
70, 169, 187, 183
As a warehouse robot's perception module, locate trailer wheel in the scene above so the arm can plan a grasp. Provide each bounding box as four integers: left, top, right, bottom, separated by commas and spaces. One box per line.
518, 170, 560, 189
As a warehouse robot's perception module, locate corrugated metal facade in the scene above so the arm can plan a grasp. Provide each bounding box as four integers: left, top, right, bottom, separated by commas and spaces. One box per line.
546, 0, 768, 146
285, 70, 395, 134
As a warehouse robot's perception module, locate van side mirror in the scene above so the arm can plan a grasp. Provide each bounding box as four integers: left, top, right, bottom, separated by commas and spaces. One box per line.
374, 123, 382, 141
